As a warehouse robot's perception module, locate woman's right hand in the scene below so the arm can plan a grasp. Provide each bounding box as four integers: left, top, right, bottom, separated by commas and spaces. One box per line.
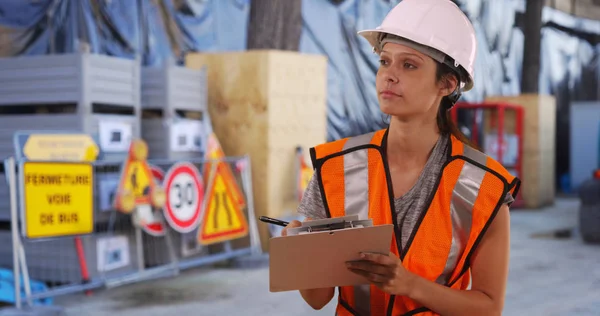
281, 220, 302, 236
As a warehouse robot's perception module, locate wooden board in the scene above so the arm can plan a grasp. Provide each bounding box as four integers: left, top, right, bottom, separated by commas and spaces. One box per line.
545, 0, 600, 21
186, 51, 328, 250
485, 94, 557, 209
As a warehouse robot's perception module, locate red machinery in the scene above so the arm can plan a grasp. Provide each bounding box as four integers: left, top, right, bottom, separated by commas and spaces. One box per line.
450, 102, 525, 207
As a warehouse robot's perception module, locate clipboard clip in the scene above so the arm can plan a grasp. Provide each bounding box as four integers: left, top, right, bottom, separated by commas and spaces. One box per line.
285, 215, 373, 236
307, 221, 352, 233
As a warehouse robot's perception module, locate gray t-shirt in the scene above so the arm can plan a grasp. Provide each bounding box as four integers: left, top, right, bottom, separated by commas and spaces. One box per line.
297, 134, 514, 250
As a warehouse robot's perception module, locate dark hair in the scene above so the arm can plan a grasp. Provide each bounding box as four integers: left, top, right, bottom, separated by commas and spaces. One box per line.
434, 62, 476, 148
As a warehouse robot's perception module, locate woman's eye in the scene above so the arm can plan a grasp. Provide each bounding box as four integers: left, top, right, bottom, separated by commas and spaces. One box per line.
379, 59, 388, 66
404, 62, 416, 69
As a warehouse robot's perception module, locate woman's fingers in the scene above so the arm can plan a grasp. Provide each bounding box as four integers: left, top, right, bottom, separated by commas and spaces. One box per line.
346, 261, 393, 277
348, 267, 389, 284
281, 220, 302, 236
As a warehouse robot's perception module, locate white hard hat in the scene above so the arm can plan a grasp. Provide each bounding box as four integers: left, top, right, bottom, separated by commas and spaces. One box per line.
358, 0, 477, 92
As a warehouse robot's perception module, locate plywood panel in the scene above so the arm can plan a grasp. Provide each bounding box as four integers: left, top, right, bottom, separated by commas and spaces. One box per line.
186, 51, 328, 251
546, 0, 600, 21
485, 94, 557, 209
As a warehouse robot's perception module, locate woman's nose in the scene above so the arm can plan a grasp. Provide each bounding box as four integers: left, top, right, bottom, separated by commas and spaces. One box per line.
384, 71, 399, 84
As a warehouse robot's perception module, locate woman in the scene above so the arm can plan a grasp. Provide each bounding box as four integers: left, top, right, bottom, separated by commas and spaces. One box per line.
281, 0, 520, 315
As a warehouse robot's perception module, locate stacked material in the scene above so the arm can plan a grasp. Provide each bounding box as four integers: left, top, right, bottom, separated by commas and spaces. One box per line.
141, 65, 209, 160
186, 51, 328, 250
485, 94, 557, 209
0, 53, 141, 221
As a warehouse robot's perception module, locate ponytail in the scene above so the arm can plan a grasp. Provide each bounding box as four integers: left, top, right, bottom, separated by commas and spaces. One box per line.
435, 62, 477, 149
436, 96, 474, 146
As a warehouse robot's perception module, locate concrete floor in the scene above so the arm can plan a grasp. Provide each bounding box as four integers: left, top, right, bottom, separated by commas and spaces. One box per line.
49, 198, 600, 316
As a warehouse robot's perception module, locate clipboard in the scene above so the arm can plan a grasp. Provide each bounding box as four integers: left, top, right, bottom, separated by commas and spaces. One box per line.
269, 215, 394, 292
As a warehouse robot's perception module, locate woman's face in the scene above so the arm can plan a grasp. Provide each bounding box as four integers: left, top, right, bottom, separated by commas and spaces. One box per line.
376, 42, 447, 120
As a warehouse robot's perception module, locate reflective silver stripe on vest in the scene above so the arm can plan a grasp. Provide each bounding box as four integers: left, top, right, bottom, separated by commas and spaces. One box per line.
342, 132, 375, 314
435, 147, 487, 284
342, 132, 375, 220
463, 145, 488, 166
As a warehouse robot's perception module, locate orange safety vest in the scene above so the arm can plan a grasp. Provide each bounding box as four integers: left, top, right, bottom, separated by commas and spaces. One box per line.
309, 129, 520, 316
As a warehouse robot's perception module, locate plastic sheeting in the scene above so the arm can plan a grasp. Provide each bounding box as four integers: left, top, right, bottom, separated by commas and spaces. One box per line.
299, 0, 396, 141
538, 8, 600, 185
300, 0, 600, 189
458, 0, 525, 102
0, 0, 249, 65
299, 0, 533, 140
0, 0, 77, 56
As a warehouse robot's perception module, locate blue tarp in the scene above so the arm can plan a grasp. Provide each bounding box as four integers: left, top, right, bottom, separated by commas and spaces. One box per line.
299, 0, 394, 141
0, 268, 52, 306
0, 0, 249, 63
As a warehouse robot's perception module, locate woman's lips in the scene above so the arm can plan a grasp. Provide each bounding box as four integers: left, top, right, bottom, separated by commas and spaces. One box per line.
380, 90, 401, 99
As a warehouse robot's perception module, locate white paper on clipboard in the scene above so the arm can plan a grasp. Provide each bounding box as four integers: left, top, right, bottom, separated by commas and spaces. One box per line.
99, 121, 132, 152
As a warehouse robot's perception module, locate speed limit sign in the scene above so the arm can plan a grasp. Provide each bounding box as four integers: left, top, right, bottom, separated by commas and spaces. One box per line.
163, 162, 205, 233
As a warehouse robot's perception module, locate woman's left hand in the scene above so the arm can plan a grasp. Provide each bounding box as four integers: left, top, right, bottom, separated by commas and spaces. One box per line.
346, 252, 416, 296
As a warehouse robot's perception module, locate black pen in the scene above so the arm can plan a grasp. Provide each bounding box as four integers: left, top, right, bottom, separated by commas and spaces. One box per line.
259, 216, 289, 227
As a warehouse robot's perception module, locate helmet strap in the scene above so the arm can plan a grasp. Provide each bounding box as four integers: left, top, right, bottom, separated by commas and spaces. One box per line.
441, 57, 466, 108
446, 86, 462, 108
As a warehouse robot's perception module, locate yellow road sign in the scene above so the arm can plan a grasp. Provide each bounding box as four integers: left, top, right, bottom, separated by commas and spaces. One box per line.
203, 133, 246, 208
22, 162, 94, 239
198, 169, 249, 245
23, 134, 99, 162
121, 161, 153, 199
113, 139, 165, 213
300, 166, 312, 195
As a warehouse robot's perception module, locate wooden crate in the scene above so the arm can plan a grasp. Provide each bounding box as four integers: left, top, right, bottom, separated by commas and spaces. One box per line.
485, 94, 557, 209
185, 50, 328, 251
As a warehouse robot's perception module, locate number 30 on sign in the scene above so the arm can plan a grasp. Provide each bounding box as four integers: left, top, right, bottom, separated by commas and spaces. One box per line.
163, 162, 204, 233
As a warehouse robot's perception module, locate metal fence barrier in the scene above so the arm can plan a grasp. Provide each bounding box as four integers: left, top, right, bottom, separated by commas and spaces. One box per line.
3, 154, 262, 309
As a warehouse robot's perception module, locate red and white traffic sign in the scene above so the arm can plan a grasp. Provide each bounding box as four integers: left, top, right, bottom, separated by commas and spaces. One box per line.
144, 165, 167, 237
144, 222, 166, 237
150, 165, 164, 182
163, 162, 204, 233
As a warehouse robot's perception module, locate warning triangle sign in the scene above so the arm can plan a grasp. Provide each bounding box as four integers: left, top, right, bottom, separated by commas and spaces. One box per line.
121, 161, 154, 201
203, 133, 246, 209
140, 165, 167, 237
296, 147, 314, 202
113, 140, 165, 213
198, 168, 249, 245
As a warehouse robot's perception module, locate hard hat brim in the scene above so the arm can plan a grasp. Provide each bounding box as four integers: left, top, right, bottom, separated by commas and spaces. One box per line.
357, 28, 474, 92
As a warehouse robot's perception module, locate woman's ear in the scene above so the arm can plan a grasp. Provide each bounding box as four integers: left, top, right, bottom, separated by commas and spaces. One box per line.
445, 75, 458, 97
438, 74, 458, 97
